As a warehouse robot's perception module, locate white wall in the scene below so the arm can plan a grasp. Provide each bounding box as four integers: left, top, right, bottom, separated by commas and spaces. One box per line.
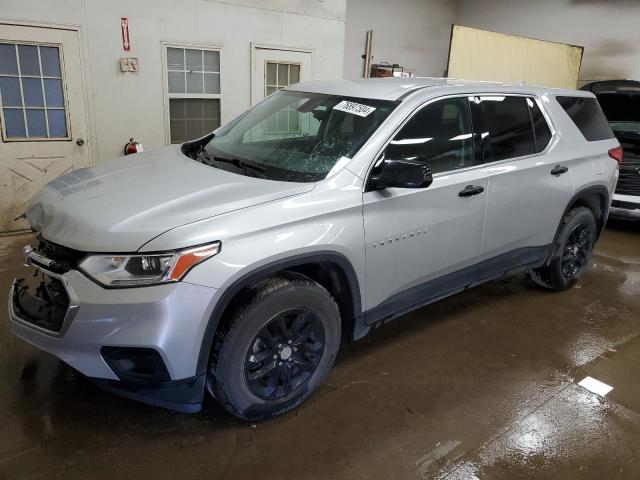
343, 0, 456, 79
1, 0, 346, 162
455, 0, 640, 85
5, 0, 639, 163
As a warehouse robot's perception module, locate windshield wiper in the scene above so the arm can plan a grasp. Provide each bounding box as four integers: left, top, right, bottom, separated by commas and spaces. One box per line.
210, 155, 268, 174
194, 146, 213, 164
182, 133, 268, 176
193, 147, 264, 173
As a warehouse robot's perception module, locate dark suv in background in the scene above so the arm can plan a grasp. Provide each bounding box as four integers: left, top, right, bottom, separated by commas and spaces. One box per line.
582, 80, 640, 220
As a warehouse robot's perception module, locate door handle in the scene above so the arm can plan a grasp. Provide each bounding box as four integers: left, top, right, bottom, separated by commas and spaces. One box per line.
550, 165, 568, 176
76, 138, 85, 146
458, 185, 485, 197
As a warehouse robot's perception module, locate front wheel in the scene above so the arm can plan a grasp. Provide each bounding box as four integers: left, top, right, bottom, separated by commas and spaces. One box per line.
208, 273, 341, 421
530, 206, 597, 291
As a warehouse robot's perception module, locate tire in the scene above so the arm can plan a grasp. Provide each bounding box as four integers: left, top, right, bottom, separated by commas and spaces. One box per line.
208, 273, 341, 421
530, 206, 597, 291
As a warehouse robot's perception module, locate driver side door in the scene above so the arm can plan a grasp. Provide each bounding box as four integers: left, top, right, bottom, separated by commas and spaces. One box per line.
362, 96, 489, 318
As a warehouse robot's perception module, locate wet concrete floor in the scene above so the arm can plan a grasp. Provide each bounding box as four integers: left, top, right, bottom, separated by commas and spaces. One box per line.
0, 221, 638, 479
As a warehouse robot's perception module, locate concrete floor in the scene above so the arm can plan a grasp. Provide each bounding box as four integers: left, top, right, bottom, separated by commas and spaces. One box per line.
0, 221, 638, 480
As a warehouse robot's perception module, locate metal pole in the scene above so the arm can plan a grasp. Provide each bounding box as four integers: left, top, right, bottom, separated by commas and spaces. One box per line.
363, 30, 373, 78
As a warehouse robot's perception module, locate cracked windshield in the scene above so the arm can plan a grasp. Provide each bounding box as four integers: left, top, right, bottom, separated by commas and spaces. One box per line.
203, 90, 397, 182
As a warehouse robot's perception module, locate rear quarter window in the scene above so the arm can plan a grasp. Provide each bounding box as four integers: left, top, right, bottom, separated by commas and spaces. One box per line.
556, 96, 615, 141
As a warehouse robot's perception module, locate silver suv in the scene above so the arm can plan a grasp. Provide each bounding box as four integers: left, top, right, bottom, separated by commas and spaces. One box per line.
9, 78, 620, 420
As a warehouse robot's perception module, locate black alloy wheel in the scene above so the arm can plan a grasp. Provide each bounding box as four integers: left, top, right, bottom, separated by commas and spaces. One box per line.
244, 308, 325, 401
209, 274, 341, 421
560, 223, 594, 280
529, 206, 597, 291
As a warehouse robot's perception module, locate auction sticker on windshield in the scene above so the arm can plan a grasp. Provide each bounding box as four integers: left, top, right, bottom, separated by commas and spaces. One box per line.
333, 100, 376, 117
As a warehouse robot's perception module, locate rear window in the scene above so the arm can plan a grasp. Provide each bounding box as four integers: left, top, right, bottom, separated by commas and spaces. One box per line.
480, 96, 535, 161
595, 93, 640, 123
556, 96, 615, 141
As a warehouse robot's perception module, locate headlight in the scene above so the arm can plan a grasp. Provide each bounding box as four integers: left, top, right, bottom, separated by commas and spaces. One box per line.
79, 242, 220, 287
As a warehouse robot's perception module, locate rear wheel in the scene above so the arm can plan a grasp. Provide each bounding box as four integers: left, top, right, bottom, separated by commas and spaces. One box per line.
208, 273, 340, 421
530, 206, 597, 291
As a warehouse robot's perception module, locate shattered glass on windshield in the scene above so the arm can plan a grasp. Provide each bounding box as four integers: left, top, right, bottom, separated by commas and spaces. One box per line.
203, 91, 397, 182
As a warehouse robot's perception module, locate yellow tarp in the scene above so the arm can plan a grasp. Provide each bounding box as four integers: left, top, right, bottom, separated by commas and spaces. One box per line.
447, 25, 583, 89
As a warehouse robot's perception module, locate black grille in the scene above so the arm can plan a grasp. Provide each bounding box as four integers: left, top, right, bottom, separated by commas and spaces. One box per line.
13, 274, 70, 333
35, 237, 86, 273
612, 199, 640, 210
616, 164, 640, 196
615, 140, 640, 196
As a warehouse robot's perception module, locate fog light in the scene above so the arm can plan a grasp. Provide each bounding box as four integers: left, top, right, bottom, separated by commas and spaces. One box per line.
101, 347, 170, 383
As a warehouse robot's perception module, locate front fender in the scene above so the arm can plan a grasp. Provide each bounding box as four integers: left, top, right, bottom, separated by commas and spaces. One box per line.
187, 249, 363, 376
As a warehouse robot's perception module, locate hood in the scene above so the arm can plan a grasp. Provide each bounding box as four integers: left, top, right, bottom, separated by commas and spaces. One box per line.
27, 146, 314, 252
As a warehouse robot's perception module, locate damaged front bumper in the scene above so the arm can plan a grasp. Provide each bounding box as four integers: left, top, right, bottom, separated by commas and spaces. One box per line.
8, 260, 218, 413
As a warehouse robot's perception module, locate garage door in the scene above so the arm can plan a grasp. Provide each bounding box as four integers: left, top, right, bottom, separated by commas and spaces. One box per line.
0, 23, 89, 233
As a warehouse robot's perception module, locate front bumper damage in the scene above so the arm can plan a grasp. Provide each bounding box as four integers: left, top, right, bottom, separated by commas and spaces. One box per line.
8, 259, 218, 413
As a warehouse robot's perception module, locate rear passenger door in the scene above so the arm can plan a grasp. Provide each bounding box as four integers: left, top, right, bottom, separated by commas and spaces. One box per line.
479, 95, 573, 258
363, 96, 488, 311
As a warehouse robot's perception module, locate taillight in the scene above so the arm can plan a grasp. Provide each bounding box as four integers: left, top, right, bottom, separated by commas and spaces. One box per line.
608, 146, 623, 165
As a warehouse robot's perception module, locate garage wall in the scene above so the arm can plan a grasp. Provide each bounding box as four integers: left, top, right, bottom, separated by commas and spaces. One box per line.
7, 0, 637, 164
1, 0, 346, 162
343, 0, 456, 79
455, 0, 640, 86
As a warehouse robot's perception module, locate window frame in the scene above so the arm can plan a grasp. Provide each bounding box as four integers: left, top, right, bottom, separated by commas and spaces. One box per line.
263, 61, 303, 135
264, 60, 302, 97
0, 40, 72, 143
382, 95, 476, 176
477, 94, 555, 162
161, 42, 223, 145
555, 95, 615, 142
365, 93, 557, 188
479, 94, 557, 161
528, 97, 554, 154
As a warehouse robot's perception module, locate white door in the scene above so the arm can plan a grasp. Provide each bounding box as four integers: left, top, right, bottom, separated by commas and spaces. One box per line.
0, 24, 89, 233
251, 46, 312, 106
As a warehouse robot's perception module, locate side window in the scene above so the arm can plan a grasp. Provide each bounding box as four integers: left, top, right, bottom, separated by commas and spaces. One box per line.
528, 98, 552, 153
556, 96, 615, 141
480, 96, 535, 161
386, 97, 474, 174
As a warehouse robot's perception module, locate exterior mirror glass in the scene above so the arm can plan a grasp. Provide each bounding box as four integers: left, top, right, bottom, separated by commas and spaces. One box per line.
373, 157, 433, 189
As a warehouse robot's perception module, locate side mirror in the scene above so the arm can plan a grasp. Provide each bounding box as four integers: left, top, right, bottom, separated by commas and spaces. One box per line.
372, 158, 433, 190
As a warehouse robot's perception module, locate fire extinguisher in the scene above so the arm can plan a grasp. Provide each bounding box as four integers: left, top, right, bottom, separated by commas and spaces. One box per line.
124, 138, 143, 155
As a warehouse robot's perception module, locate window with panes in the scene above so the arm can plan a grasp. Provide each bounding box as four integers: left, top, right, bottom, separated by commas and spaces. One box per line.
0, 42, 68, 140
166, 46, 221, 144
264, 62, 301, 134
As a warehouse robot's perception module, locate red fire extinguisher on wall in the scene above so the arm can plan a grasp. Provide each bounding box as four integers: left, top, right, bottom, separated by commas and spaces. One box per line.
124, 138, 143, 155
